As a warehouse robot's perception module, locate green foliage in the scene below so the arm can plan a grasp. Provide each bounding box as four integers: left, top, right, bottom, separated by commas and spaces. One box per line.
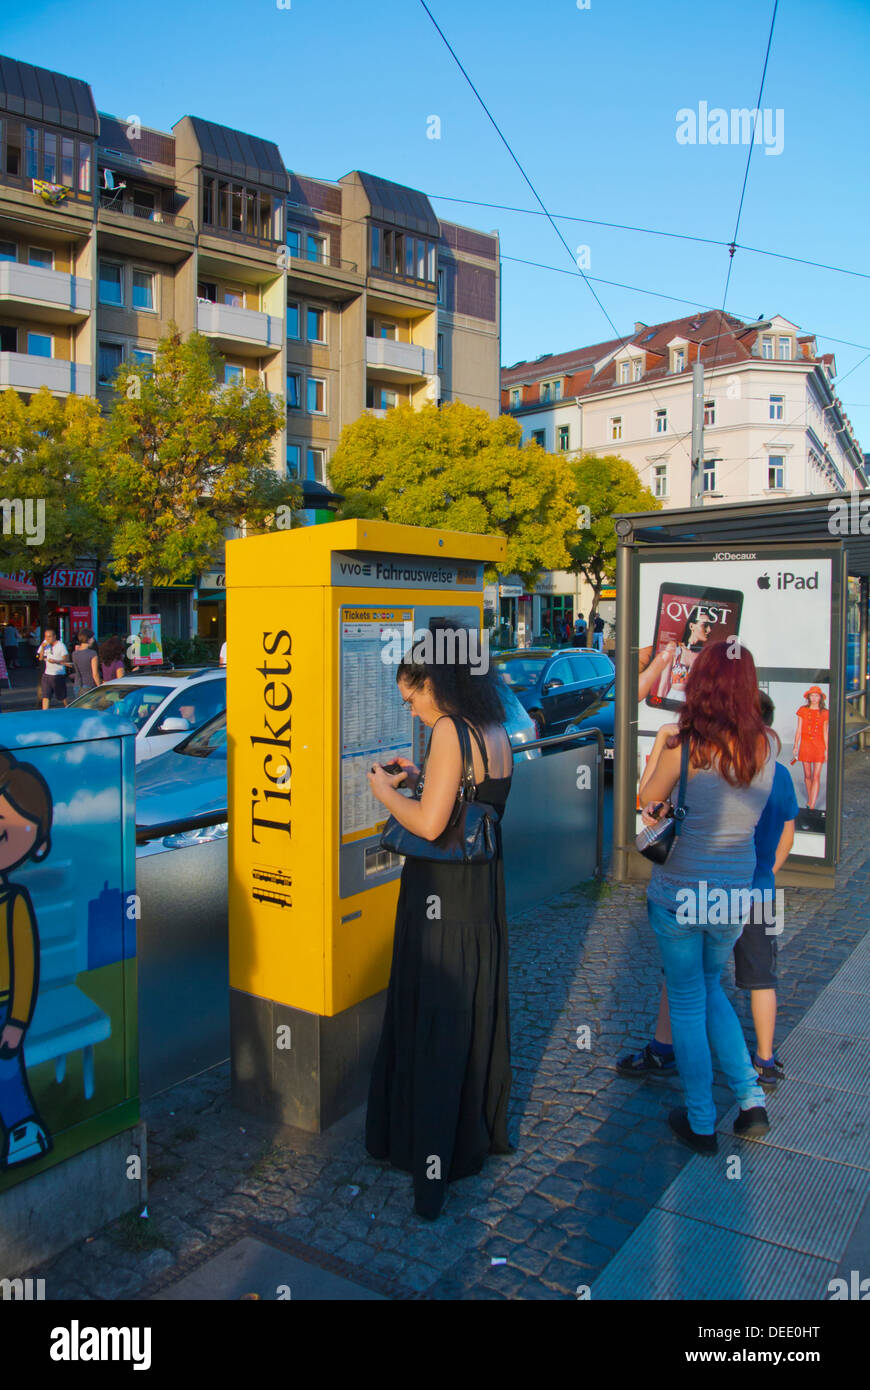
329, 401, 578, 584
163, 634, 219, 666
567, 453, 660, 609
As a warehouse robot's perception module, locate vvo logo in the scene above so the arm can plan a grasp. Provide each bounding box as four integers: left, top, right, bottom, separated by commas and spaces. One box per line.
0, 1276, 45, 1300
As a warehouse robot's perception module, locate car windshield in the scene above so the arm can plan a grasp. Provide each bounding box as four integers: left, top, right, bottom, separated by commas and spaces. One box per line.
176, 713, 227, 759
495, 657, 546, 692
70, 684, 170, 732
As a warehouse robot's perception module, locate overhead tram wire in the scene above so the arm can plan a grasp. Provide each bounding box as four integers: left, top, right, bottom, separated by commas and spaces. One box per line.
416, 0, 695, 469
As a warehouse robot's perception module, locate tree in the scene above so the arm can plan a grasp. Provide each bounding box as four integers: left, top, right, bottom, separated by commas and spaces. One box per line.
567, 453, 660, 620
94, 328, 297, 611
329, 401, 577, 584
0, 387, 109, 629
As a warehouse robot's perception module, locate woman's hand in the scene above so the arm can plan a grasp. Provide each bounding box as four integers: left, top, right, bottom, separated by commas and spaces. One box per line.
366, 763, 409, 806
641, 799, 670, 829
393, 756, 420, 791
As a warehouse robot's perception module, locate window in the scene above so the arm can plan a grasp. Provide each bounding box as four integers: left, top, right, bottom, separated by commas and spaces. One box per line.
559, 425, 570, 451
510, 388, 520, 408
306, 307, 325, 342
702, 459, 717, 492
427, 243, 436, 281
130, 348, 154, 367
222, 287, 244, 308
382, 231, 393, 272
366, 385, 398, 410
633, 359, 643, 381
306, 233, 325, 264
653, 464, 668, 498
25, 126, 38, 179
287, 302, 300, 339
307, 447, 326, 483
132, 270, 154, 311
42, 131, 57, 182
99, 261, 123, 305
0, 241, 15, 262
768, 456, 785, 489
61, 136, 74, 187
371, 226, 380, 269
704, 399, 716, 427
98, 341, 123, 384
394, 233, 404, 275
0, 325, 16, 352
761, 335, 773, 359
287, 229, 301, 258
307, 377, 326, 413
610, 416, 622, 441
224, 363, 244, 385
197, 281, 217, 303
672, 348, 685, 372
27, 332, 51, 357
3, 120, 22, 176
405, 238, 415, 277
618, 362, 630, 384
286, 444, 300, 480
78, 143, 92, 193
437, 267, 445, 304
778, 337, 791, 360
28, 246, 53, 268
437, 333, 444, 370
159, 682, 226, 734
655, 409, 668, 434
417, 239, 426, 279
541, 382, 551, 403
769, 393, 784, 421
531, 429, 546, 448
287, 372, 301, 409
553, 380, 562, 401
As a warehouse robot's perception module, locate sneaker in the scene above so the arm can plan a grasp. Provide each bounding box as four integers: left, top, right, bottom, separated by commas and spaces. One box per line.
617, 1042, 676, 1077
753, 1054, 780, 1093
3, 1116, 52, 1167
734, 1105, 770, 1138
668, 1107, 717, 1155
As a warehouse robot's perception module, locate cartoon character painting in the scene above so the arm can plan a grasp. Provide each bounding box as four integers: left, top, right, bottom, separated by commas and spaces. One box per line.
0, 749, 54, 1169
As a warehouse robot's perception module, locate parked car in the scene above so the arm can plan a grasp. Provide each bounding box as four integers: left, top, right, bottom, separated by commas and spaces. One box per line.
494, 648, 615, 738
68, 668, 226, 763
567, 680, 615, 763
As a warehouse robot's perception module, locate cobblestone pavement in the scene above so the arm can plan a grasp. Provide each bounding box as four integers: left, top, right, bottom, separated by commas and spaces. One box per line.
36, 749, 870, 1301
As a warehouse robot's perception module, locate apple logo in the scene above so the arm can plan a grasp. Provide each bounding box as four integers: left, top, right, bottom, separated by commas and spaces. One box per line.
757, 574, 771, 590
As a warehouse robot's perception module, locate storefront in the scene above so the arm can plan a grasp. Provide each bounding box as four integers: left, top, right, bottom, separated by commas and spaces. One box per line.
0, 566, 98, 650
195, 570, 226, 649
98, 583, 194, 646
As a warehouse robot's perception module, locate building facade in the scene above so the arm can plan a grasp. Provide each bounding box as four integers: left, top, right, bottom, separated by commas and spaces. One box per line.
0, 55, 501, 647
498, 310, 867, 643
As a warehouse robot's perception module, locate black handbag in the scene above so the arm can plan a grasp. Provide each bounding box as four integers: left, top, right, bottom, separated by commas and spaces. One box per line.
636, 737, 690, 865
379, 716, 500, 864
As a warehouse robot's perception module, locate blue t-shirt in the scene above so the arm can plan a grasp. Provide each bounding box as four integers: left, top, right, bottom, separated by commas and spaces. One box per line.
753, 762, 799, 890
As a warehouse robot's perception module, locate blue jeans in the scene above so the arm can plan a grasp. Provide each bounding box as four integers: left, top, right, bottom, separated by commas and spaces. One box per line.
0, 1003, 38, 1137
648, 899, 765, 1133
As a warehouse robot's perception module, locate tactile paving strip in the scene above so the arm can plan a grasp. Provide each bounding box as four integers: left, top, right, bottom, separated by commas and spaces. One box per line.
798, 988, 870, 1039
778, 1027, 870, 1096
718, 1078, 870, 1171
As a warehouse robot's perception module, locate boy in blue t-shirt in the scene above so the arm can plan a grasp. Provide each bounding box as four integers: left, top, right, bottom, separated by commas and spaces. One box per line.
618, 690, 798, 1091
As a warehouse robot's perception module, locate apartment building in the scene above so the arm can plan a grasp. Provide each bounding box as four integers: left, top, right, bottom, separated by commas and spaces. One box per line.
0, 54, 501, 645
496, 310, 867, 641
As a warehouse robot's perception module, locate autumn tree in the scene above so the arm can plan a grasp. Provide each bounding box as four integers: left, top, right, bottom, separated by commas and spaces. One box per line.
329, 401, 577, 584
94, 328, 297, 610
567, 452, 660, 620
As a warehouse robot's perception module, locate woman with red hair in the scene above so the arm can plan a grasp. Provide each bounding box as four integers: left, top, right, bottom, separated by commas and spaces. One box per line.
638, 639, 778, 1153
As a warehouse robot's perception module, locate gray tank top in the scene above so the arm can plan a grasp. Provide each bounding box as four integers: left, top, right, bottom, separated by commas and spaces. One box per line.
72, 646, 98, 690
649, 731, 777, 909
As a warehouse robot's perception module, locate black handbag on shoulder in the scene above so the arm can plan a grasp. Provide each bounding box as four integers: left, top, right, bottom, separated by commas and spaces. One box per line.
635, 737, 690, 865
379, 716, 499, 864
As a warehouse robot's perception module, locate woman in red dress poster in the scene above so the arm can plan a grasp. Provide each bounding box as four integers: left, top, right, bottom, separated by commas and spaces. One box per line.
791, 686, 828, 811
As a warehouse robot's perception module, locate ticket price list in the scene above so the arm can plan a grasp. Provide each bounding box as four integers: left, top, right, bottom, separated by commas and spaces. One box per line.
340, 613, 413, 837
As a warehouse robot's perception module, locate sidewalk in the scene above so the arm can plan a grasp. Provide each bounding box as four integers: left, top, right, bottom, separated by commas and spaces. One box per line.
32, 747, 870, 1301
1, 664, 41, 711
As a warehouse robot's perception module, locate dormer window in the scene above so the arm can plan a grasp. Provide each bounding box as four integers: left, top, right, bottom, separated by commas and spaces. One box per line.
761, 335, 774, 359
541, 382, 551, 403
633, 360, 643, 381
777, 337, 792, 360
619, 361, 630, 385
672, 348, 686, 373
510, 388, 521, 408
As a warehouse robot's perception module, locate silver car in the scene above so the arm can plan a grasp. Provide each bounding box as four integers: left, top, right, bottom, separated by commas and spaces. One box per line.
69, 668, 226, 763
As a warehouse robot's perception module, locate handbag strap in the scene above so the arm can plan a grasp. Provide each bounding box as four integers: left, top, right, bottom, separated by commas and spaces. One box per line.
672, 738, 690, 838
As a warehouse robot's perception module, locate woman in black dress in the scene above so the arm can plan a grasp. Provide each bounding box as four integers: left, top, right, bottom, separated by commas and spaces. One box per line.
365, 629, 514, 1219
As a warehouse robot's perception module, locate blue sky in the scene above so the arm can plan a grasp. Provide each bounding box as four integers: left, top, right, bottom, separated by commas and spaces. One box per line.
5, 0, 870, 445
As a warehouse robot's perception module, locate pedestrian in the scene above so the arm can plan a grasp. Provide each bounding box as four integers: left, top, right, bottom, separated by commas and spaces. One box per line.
573, 613, 588, 648
36, 628, 70, 710
592, 613, 605, 651
2, 623, 19, 671
98, 635, 126, 683
619, 689, 796, 1092
71, 629, 101, 696
365, 620, 514, 1218
633, 639, 777, 1152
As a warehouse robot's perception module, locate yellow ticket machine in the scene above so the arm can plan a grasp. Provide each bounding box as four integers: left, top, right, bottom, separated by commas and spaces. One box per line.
226, 519, 506, 1130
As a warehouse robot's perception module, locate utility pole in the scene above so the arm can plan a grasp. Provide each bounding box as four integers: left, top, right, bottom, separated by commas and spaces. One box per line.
690, 359, 704, 507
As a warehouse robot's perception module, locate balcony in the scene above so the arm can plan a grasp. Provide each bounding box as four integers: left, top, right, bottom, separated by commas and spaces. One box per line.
0, 352, 93, 395
98, 194, 194, 262
0, 262, 92, 323
365, 336, 435, 380
196, 300, 284, 358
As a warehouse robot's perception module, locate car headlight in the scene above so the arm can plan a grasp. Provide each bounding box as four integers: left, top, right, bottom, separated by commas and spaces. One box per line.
162, 822, 228, 849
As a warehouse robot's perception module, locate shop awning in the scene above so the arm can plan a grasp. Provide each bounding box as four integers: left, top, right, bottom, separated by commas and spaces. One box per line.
0, 575, 37, 600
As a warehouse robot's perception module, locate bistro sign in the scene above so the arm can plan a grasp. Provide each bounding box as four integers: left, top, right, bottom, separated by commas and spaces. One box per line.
0, 568, 96, 588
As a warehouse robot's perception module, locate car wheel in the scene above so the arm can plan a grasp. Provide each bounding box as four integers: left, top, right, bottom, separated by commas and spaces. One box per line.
531, 710, 545, 739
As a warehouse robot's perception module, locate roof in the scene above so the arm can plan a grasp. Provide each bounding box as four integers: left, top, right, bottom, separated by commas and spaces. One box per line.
187, 115, 288, 192
355, 171, 440, 237
0, 53, 98, 136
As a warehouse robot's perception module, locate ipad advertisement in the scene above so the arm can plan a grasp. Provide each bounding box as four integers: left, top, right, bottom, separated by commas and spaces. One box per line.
636, 552, 834, 860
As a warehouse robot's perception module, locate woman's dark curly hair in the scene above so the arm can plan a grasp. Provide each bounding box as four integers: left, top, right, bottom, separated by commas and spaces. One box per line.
98, 634, 124, 666
397, 620, 506, 726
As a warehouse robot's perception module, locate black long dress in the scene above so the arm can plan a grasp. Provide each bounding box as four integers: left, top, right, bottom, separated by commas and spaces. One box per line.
365, 721, 513, 1219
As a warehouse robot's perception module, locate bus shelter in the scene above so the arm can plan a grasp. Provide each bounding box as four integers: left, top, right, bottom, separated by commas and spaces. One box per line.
613, 493, 870, 891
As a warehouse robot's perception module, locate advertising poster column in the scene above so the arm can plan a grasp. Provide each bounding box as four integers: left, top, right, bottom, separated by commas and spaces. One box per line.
635, 547, 839, 866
